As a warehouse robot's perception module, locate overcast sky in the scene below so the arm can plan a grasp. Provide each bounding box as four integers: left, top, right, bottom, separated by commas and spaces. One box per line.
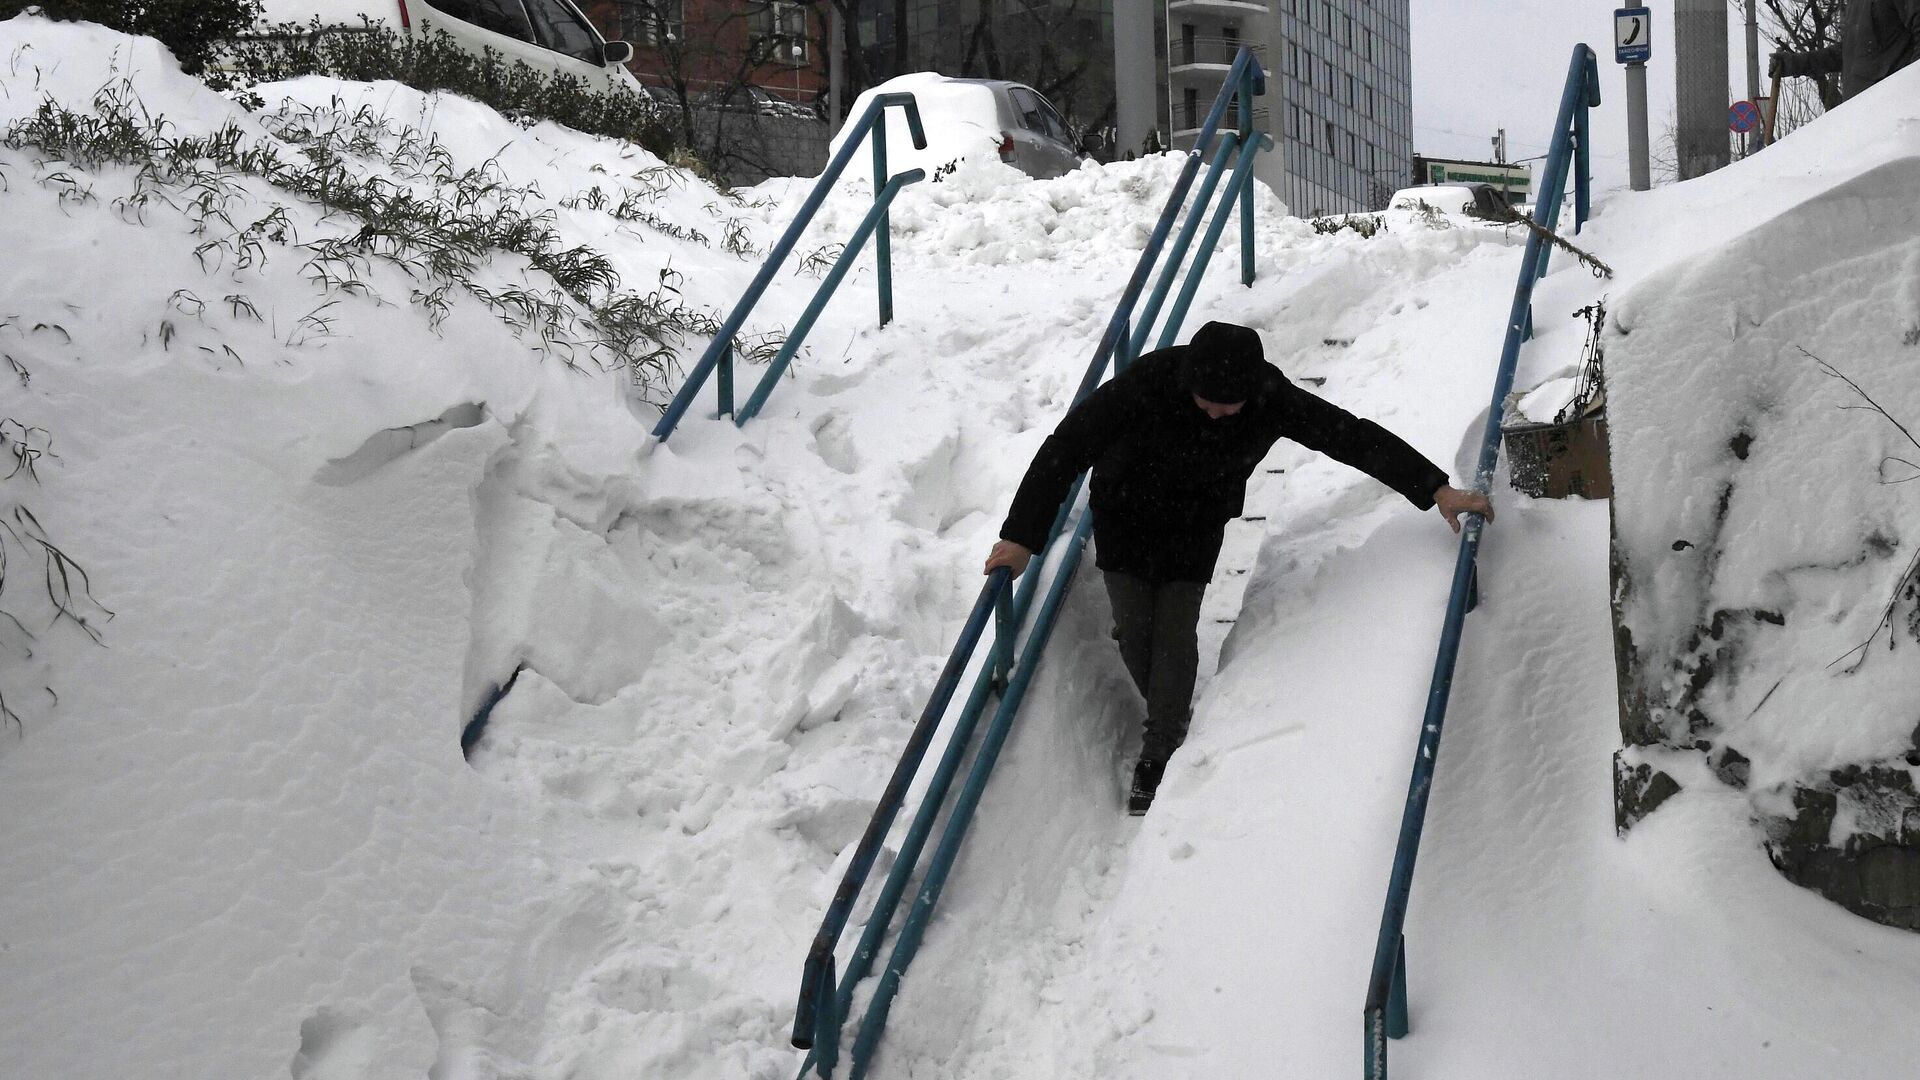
1410, 3, 1768, 193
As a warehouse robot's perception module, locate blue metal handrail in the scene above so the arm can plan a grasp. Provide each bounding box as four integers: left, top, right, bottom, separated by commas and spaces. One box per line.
790, 567, 1011, 1054
653, 93, 927, 440
792, 47, 1269, 1080
1360, 44, 1599, 1080
736, 167, 927, 423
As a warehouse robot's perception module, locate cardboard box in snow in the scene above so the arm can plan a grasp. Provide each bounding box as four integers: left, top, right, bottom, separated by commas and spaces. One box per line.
1501, 389, 1611, 500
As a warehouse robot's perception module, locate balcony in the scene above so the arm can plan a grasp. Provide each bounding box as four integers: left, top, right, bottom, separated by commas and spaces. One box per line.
1172, 104, 1270, 141
1169, 38, 1265, 77
1167, 0, 1273, 16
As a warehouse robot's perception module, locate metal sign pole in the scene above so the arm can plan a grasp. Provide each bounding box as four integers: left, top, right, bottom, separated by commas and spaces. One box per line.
1616, 6, 1654, 190
1627, 63, 1650, 189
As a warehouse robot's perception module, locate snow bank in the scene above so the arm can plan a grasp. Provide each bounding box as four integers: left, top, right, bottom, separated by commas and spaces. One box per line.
19, 12, 1915, 1080
1606, 63, 1920, 792
0, 14, 1525, 1075
0, 15, 771, 1079
828, 72, 1008, 179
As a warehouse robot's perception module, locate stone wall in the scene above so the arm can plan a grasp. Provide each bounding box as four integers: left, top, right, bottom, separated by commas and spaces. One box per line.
693, 109, 830, 187
1605, 158, 1920, 932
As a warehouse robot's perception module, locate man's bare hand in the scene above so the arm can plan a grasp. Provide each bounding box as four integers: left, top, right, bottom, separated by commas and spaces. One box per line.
1433, 485, 1495, 533
984, 540, 1034, 578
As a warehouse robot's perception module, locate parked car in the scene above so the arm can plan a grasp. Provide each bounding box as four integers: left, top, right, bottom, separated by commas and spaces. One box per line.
831, 73, 1088, 181
1387, 182, 1517, 219
255, 0, 642, 94
696, 84, 820, 121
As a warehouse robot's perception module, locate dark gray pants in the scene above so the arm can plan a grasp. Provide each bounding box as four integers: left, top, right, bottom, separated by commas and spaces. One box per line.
1102, 571, 1207, 762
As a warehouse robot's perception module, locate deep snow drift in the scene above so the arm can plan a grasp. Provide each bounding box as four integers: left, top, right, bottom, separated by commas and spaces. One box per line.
2, 15, 1918, 1080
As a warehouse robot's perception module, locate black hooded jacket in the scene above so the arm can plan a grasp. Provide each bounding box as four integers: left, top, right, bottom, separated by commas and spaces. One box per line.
1000, 324, 1449, 583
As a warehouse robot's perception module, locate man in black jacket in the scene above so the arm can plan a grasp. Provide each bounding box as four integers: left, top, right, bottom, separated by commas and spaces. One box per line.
1769, 0, 1919, 102
984, 321, 1492, 814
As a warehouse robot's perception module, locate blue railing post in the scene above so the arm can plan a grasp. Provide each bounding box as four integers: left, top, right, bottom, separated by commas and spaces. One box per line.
849, 510, 1100, 1080
736, 168, 927, 424
992, 583, 1014, 691
873, 119, 895, 328
812, 958, 840, 1077
1359, 43, 1597, 1080
1129, 132, 1242, 358
1237, 74, 1256, 287
1574, 106, 1592, 231
1156, 133, 1274, 351
1387, 935, 1409, 1038
1072, 47, 1267, 406
789, 569, 1008, 1065
717, 342, 734, 418
653, 94, 925, 440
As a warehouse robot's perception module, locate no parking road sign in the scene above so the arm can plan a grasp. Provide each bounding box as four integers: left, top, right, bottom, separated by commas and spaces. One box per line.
1615, 7, 1652, 64
1730, 99, 1762, 132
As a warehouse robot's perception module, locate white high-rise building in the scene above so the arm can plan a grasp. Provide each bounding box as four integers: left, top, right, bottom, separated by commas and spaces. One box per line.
1157, 0, 1412, 215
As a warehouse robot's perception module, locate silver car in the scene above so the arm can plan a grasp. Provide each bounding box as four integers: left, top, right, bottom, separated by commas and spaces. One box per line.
962, 79, 1087, 180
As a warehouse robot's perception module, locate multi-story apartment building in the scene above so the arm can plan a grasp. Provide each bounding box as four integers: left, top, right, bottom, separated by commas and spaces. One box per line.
581, 0, 1409, 213
1165, 0, 1411, 215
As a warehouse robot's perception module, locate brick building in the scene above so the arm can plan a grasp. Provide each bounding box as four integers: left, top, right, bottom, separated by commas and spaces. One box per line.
578, 0, 830, 107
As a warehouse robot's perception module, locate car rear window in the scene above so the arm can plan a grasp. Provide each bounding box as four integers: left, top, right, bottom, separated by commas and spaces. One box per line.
424, 0, 536, 43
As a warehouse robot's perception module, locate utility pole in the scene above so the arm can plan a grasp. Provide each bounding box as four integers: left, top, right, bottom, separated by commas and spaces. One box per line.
1616, 5, 1653, 190
828, 2, 844, 130
1744, 0, 1761, 155
1674, 0, 1730, 178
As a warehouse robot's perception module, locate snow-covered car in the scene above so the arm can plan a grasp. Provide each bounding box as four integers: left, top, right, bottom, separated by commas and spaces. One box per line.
255, 0, 642, 94
1387, 182, 1515, 218
830, 73, 1086, 180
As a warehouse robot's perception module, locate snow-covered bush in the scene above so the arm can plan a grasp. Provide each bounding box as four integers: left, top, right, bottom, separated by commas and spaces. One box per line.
3, 0, 263, 73
0, 80, 742, 399
215, 19, 675, 159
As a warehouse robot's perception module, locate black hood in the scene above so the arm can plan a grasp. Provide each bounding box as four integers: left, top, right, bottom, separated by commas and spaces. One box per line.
1179, 321, 1265, 404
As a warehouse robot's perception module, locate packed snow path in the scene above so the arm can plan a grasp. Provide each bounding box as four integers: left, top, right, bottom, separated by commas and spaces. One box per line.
1, 19, 1918, 1080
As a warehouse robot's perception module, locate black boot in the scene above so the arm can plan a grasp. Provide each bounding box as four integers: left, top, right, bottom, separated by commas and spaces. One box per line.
1128, 756, 1166, 816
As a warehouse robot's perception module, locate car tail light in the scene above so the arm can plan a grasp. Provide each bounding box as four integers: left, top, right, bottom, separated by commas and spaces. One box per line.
998, 132, 1015, 160
396, 0, 411, 29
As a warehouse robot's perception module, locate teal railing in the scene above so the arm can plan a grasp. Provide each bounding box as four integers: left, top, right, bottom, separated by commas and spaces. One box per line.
1361, 43, 1600, 1080
792, 48, 1270, 1080
652, 93, 927, 440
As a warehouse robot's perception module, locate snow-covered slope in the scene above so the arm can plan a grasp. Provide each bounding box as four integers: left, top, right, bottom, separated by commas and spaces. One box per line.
4, 14, 1919, 1080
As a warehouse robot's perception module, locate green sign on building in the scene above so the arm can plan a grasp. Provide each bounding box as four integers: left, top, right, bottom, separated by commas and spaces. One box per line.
1416, 156, 1533, 199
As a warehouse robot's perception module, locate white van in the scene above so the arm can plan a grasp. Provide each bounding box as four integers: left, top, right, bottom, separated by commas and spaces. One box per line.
257, 0, 642, 94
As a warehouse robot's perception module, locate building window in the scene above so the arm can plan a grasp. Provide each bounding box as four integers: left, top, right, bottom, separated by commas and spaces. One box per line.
624, 0, 682, 45
1325, 119, 1335, 153
751, 1, 809, 63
